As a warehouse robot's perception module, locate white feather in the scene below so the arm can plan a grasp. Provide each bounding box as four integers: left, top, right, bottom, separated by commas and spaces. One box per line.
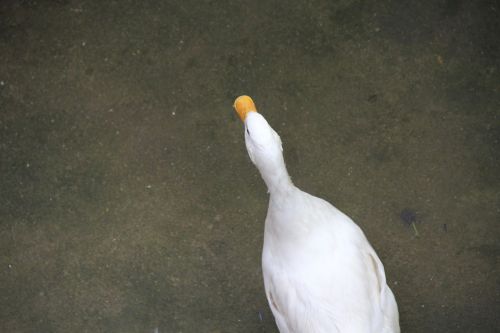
243, 112, 400, 333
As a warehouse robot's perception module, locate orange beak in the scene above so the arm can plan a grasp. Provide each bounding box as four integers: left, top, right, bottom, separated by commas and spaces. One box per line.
234, 95, 257, 121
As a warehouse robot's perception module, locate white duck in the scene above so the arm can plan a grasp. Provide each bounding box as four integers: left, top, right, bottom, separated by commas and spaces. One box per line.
234, 96, 400, 333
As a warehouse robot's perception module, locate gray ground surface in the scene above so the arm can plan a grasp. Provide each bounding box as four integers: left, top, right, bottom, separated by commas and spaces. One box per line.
1, 0, 499, 332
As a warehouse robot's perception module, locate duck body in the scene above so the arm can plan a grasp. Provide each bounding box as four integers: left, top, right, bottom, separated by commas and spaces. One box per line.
263, 186, 399, 333
234, 96, 400, 333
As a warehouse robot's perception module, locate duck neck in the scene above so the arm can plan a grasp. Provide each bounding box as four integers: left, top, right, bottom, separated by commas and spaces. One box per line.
260, 159, 294, 196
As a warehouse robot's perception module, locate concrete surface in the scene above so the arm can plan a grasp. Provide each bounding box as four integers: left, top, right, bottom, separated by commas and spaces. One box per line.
0, 0, 499, 332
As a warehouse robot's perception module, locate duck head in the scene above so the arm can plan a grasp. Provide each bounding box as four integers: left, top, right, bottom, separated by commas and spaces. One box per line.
234, 95, 292, 193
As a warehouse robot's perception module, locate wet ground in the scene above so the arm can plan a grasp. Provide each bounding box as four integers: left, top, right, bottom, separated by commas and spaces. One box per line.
1, 0, 499, 332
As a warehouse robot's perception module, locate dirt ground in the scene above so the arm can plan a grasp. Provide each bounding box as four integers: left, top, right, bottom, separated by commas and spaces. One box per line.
0, 0, 499, 332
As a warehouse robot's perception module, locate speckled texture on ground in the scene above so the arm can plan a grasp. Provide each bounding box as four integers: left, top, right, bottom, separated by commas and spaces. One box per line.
0, 1, 499, 332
